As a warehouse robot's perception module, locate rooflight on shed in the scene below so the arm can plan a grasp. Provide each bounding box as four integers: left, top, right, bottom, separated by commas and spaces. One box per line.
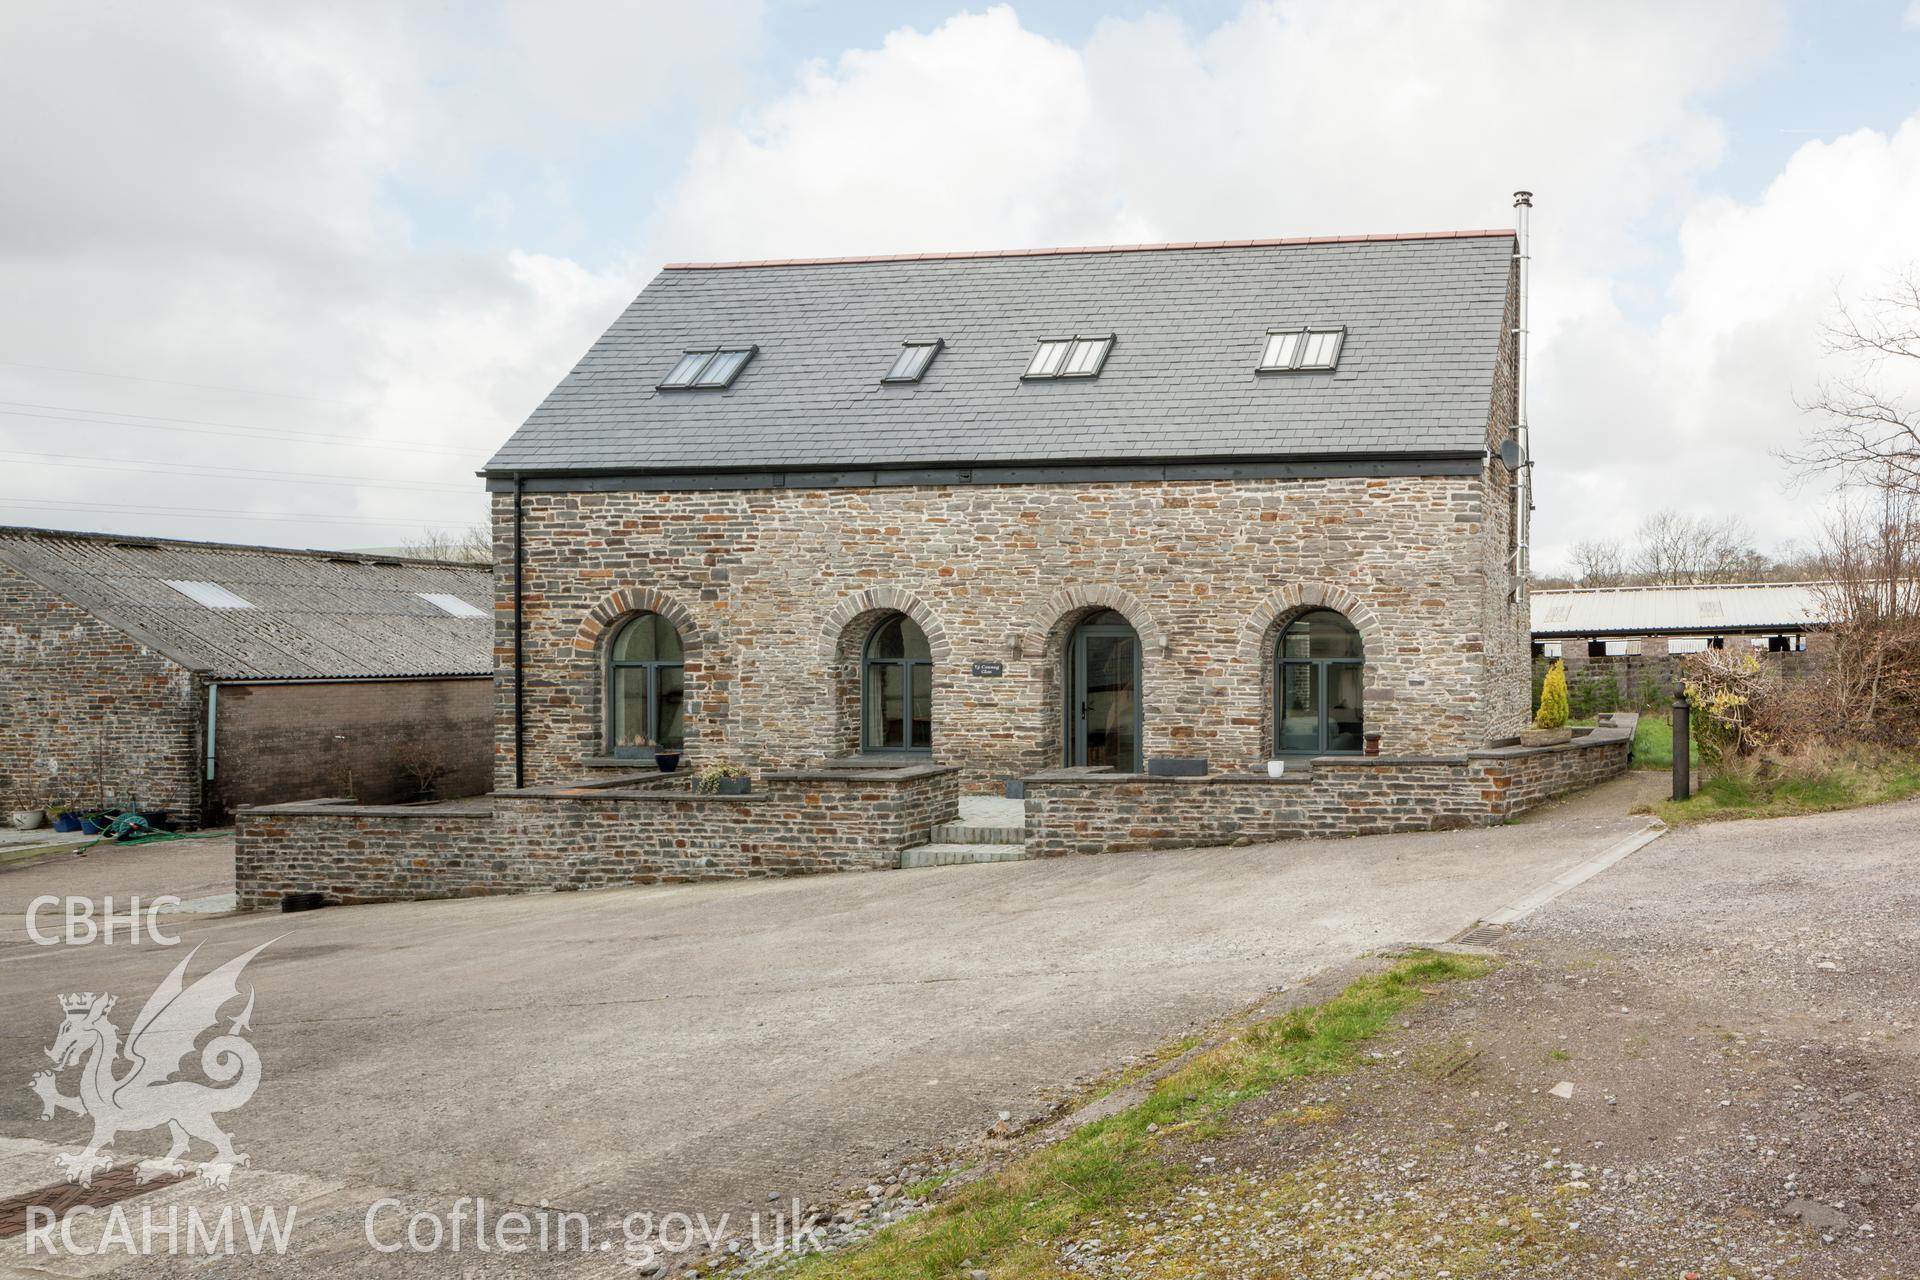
1024, 335, 1113, 380
882, 339, 942, 383
418, 592, 487, 619
164, 580, 254, 610
658, 346, 756, 389
1259, 327, 1345, 372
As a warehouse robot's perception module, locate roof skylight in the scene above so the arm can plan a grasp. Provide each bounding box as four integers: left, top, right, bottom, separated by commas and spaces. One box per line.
658, 347, 757, 389
1259, 327, 1345, 372
882, 339, 942, 383
1024, 335, 1113, 380
164, 580, 255, 610
418, 593, 488, 619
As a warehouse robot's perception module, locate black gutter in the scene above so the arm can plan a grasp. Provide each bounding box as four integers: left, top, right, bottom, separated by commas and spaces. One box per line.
480, 451, 1485, 494
1532, 624, 1821, 640
513, 474, 526, 790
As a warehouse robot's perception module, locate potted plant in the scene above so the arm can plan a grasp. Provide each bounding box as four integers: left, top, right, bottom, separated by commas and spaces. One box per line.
8, 799, 47, 830
695, 763, 751, 796
650, 738, 682, 774
48, 803, 81, 833
397, 739, 451, 802
1521, 659, 1574, 746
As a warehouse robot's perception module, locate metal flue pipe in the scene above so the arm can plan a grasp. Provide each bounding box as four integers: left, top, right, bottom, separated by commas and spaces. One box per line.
1511, 190, 1533, 603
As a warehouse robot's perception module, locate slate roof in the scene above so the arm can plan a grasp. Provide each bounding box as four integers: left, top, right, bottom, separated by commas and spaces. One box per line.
0, 526, 494, 680
1531, 583, 1830, 637
483, 231, 1516, 477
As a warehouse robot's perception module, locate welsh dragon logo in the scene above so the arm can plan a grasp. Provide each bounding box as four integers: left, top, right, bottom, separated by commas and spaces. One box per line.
29, 940, 273, 1191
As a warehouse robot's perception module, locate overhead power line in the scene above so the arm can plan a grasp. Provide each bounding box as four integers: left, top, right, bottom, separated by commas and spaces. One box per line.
0, 496, 481, 530
0, 359, 352, 407
0, 400, 485, 459
1, 450, 476, 495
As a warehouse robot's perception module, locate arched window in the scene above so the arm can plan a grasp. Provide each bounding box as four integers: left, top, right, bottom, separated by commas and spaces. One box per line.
609, 612, 685, 755
1276, 610, 1364, 755
863, 614, 932, 752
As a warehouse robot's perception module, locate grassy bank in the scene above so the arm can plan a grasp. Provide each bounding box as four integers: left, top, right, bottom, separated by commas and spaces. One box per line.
1652, 748, 1920, 825
1564, 712, 1695, 771
791, 951, 1492, 1280
1624, 713, 1694, 771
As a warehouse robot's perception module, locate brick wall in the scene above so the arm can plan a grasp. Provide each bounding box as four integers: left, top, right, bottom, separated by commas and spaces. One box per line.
206, 677, 492, 824
235, 764, 960, 909
492, 467, 1530, 794
1022, 715, 1635, 858
0, 558, 201, 823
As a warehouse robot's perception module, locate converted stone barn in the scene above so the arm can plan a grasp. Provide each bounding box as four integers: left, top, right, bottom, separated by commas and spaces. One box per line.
0, 527, 493, 826
487, 229, 1536, 791
237, 220, 1641, 909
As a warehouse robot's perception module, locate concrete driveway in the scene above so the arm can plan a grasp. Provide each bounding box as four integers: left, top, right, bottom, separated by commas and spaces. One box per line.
0, 791, 1652, 1272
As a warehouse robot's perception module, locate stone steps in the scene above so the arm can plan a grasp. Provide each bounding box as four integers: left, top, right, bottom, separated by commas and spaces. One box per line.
898, 842, 1029, 869
928, 820, 1027, 844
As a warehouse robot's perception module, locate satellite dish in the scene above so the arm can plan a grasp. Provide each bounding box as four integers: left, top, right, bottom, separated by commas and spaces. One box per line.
1499, 438, 1524, 470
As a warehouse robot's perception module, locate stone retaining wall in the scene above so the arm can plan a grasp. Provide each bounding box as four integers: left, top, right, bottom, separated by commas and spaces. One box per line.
236, 764, 959, 909
1022, 714, 1636, 858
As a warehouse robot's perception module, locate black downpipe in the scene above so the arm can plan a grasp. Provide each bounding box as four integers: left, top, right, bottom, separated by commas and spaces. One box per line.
513, 475, 526, 790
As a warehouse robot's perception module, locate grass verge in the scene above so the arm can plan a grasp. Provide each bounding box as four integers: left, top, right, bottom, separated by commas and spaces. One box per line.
1652, 748, 1920, 825
792, 950, 1492, 1280
1568, 713, 1695, 771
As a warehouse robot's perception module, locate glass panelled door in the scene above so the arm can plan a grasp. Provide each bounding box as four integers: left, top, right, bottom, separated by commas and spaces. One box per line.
1069, 611, 1141, 771
1275, 610, 1365, 755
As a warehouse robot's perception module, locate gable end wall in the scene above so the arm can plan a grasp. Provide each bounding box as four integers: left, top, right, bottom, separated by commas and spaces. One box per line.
0, 558, 202, 822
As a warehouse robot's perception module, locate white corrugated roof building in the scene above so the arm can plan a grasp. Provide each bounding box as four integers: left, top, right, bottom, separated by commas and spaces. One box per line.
1530, 582, 1829, 638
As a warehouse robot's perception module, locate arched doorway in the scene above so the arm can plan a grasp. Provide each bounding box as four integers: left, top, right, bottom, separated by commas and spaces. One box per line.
1066, 609, 1141, 771
863, 613, 932, 752
1275, 609, 1364, 754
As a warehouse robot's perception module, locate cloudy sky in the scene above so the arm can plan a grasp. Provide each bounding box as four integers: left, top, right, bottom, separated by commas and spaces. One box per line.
4, 0, 1919, 570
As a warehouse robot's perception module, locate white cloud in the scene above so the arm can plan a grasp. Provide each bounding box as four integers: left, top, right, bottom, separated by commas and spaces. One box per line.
7, 0, 1911, 572
0, 1, 754, 548
1533, 116, 1920, 567
649, 2, 1775, 268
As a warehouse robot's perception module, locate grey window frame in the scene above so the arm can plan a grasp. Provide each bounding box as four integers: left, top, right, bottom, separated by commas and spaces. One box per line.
606, 613, 686, 758
881, 338, 944, 384
1274, 610, 1364, 756
1065, 610, 1144, 772
861, 615, 933, 754
1023, 334, 1115, 380
656, 345, 759, 390
1258, 326, 1346, 373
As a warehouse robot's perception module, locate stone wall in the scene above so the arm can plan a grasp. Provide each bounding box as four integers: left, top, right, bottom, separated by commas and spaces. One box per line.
492, 466, 1528, 794
0, 558, 201, 823
1551, 642, 1830, 712
1022, 715, 1635, 858
206, 676, 493, 825
235, 764, 959, 909
1480, 253, 1533, 743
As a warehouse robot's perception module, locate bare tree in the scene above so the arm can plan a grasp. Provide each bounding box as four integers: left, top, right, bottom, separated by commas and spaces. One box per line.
400, 523, 492, 565
1785, 268, 1920, 494
1811, 483, 1920, 742
1630, 510, 1762, 584
1568, 538, 1629, 587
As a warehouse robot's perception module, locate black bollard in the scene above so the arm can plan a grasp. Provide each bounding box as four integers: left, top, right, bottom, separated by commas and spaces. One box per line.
1671, 687, 1691, 801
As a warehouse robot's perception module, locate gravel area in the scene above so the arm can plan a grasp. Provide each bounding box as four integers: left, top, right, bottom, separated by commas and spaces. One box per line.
1044, 797, 1920, 1279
